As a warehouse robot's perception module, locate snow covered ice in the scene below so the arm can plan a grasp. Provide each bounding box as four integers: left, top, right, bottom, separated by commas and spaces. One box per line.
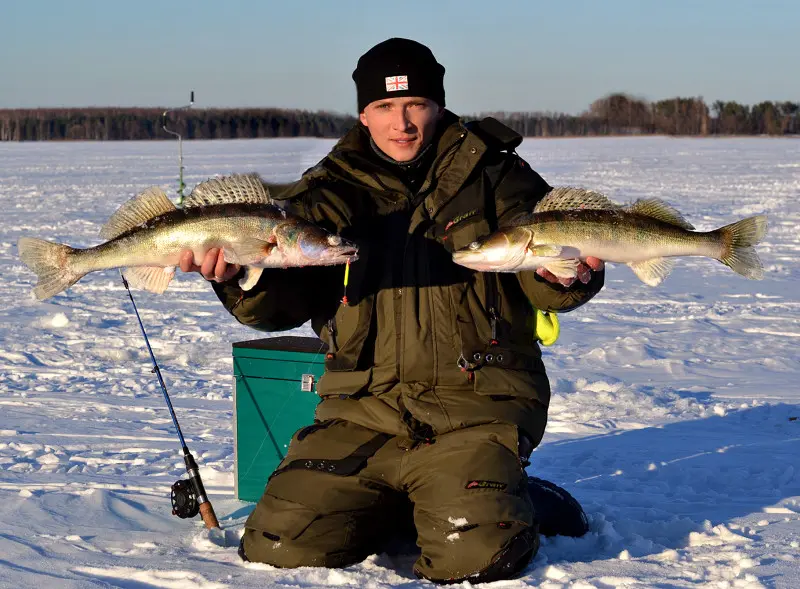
1, 136, 799, 588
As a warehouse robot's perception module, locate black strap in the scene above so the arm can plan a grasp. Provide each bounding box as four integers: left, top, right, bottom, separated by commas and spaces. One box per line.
295, 419, 336, 442
270, 433, 392, 478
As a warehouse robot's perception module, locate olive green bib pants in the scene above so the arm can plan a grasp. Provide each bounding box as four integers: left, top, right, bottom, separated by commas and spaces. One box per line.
241, 419, 539, 583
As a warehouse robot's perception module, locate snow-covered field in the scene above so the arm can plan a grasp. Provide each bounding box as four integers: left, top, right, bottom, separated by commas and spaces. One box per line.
1, 136, 798, 588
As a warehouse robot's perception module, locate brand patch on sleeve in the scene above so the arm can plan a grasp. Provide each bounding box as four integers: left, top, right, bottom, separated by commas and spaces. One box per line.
465, 480, 507, 490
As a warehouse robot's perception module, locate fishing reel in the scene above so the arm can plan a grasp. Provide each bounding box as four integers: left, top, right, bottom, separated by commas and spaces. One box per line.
171, 479, 200, 519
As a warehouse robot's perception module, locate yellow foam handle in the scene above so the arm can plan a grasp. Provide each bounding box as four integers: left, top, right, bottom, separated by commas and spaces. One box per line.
535, 309, 560, 346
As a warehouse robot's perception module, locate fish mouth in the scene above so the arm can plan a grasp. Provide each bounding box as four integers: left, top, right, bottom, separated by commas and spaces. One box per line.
333, 236, 358, 260
301, 234, 359, 264
319, 246, 359, 263
340, 248, 359, 261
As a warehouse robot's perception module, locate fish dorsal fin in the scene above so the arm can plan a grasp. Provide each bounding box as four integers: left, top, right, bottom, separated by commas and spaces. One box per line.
628, 257, 675, 286
533, 187, 621, 213
184, 173, 271, 208
626, 198, 695, 230
100, 187, 176, 239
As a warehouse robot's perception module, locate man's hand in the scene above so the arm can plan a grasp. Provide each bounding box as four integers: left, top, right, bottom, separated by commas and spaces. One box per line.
535, 256, 605, 287
179, 249, 241, 283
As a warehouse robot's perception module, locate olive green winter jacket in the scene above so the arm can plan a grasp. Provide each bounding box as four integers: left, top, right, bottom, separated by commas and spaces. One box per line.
214, 112, 604, 445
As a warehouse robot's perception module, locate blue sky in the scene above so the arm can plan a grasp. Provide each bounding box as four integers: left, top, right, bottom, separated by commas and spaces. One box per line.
2, 0, 797, 115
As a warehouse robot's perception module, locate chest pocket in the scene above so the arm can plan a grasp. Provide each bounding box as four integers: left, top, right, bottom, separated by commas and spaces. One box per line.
433, 184, 493, 254
439, 214, 492, 254
432, 161, 503, 254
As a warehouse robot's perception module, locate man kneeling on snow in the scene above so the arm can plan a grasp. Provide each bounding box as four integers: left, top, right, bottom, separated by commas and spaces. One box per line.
185, 38, 602, 583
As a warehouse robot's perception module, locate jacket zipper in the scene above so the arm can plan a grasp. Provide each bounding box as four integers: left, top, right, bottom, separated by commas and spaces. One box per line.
396, 132, 468, 381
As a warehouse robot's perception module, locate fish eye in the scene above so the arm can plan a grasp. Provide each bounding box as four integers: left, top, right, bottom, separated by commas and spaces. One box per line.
328, 235, 342, 246
469, 241, 480, 250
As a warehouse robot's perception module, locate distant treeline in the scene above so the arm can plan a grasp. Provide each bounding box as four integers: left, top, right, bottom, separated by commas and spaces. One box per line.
1, 95, 798, 141
0, 107, 358, 141
485, 95, 800, 137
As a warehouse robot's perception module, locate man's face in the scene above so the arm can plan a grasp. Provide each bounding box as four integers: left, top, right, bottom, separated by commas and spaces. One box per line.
359, 97, 443, 162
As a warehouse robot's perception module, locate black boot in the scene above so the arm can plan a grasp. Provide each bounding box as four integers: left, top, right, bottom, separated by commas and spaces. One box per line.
527, 476, 589, 538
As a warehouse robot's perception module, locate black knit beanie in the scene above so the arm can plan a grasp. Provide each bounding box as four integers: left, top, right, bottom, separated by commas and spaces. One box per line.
352, 38, 445, 112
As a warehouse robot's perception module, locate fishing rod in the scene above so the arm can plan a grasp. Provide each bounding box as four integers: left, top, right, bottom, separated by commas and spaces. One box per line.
119, 270, 220, 529
162, 91, 195, 206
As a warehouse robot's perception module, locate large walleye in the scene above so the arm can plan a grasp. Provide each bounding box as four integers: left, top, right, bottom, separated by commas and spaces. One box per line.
452, 187, 767, 286
18, 174, 358, 300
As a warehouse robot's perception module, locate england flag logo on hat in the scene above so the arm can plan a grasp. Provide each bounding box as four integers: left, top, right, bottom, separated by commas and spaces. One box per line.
385, 75, 408, 92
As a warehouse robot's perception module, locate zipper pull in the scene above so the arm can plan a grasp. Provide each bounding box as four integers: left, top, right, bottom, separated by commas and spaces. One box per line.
489, 307, 499, 346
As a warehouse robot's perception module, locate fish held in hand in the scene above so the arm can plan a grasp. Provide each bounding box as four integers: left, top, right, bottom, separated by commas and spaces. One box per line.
452, 187, 767, 286
18, 174, 358, 300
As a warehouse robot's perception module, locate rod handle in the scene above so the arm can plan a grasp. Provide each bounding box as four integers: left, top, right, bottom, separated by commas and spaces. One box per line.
199, 501, 220, 529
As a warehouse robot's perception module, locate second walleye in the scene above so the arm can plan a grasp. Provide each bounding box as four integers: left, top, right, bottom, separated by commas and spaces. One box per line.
18, 174, 358, 300
452, 187, 767, 286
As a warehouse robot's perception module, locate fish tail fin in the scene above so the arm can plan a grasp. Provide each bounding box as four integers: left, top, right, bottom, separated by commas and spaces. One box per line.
717, 215, 768, 279
17, 237, 84, 300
